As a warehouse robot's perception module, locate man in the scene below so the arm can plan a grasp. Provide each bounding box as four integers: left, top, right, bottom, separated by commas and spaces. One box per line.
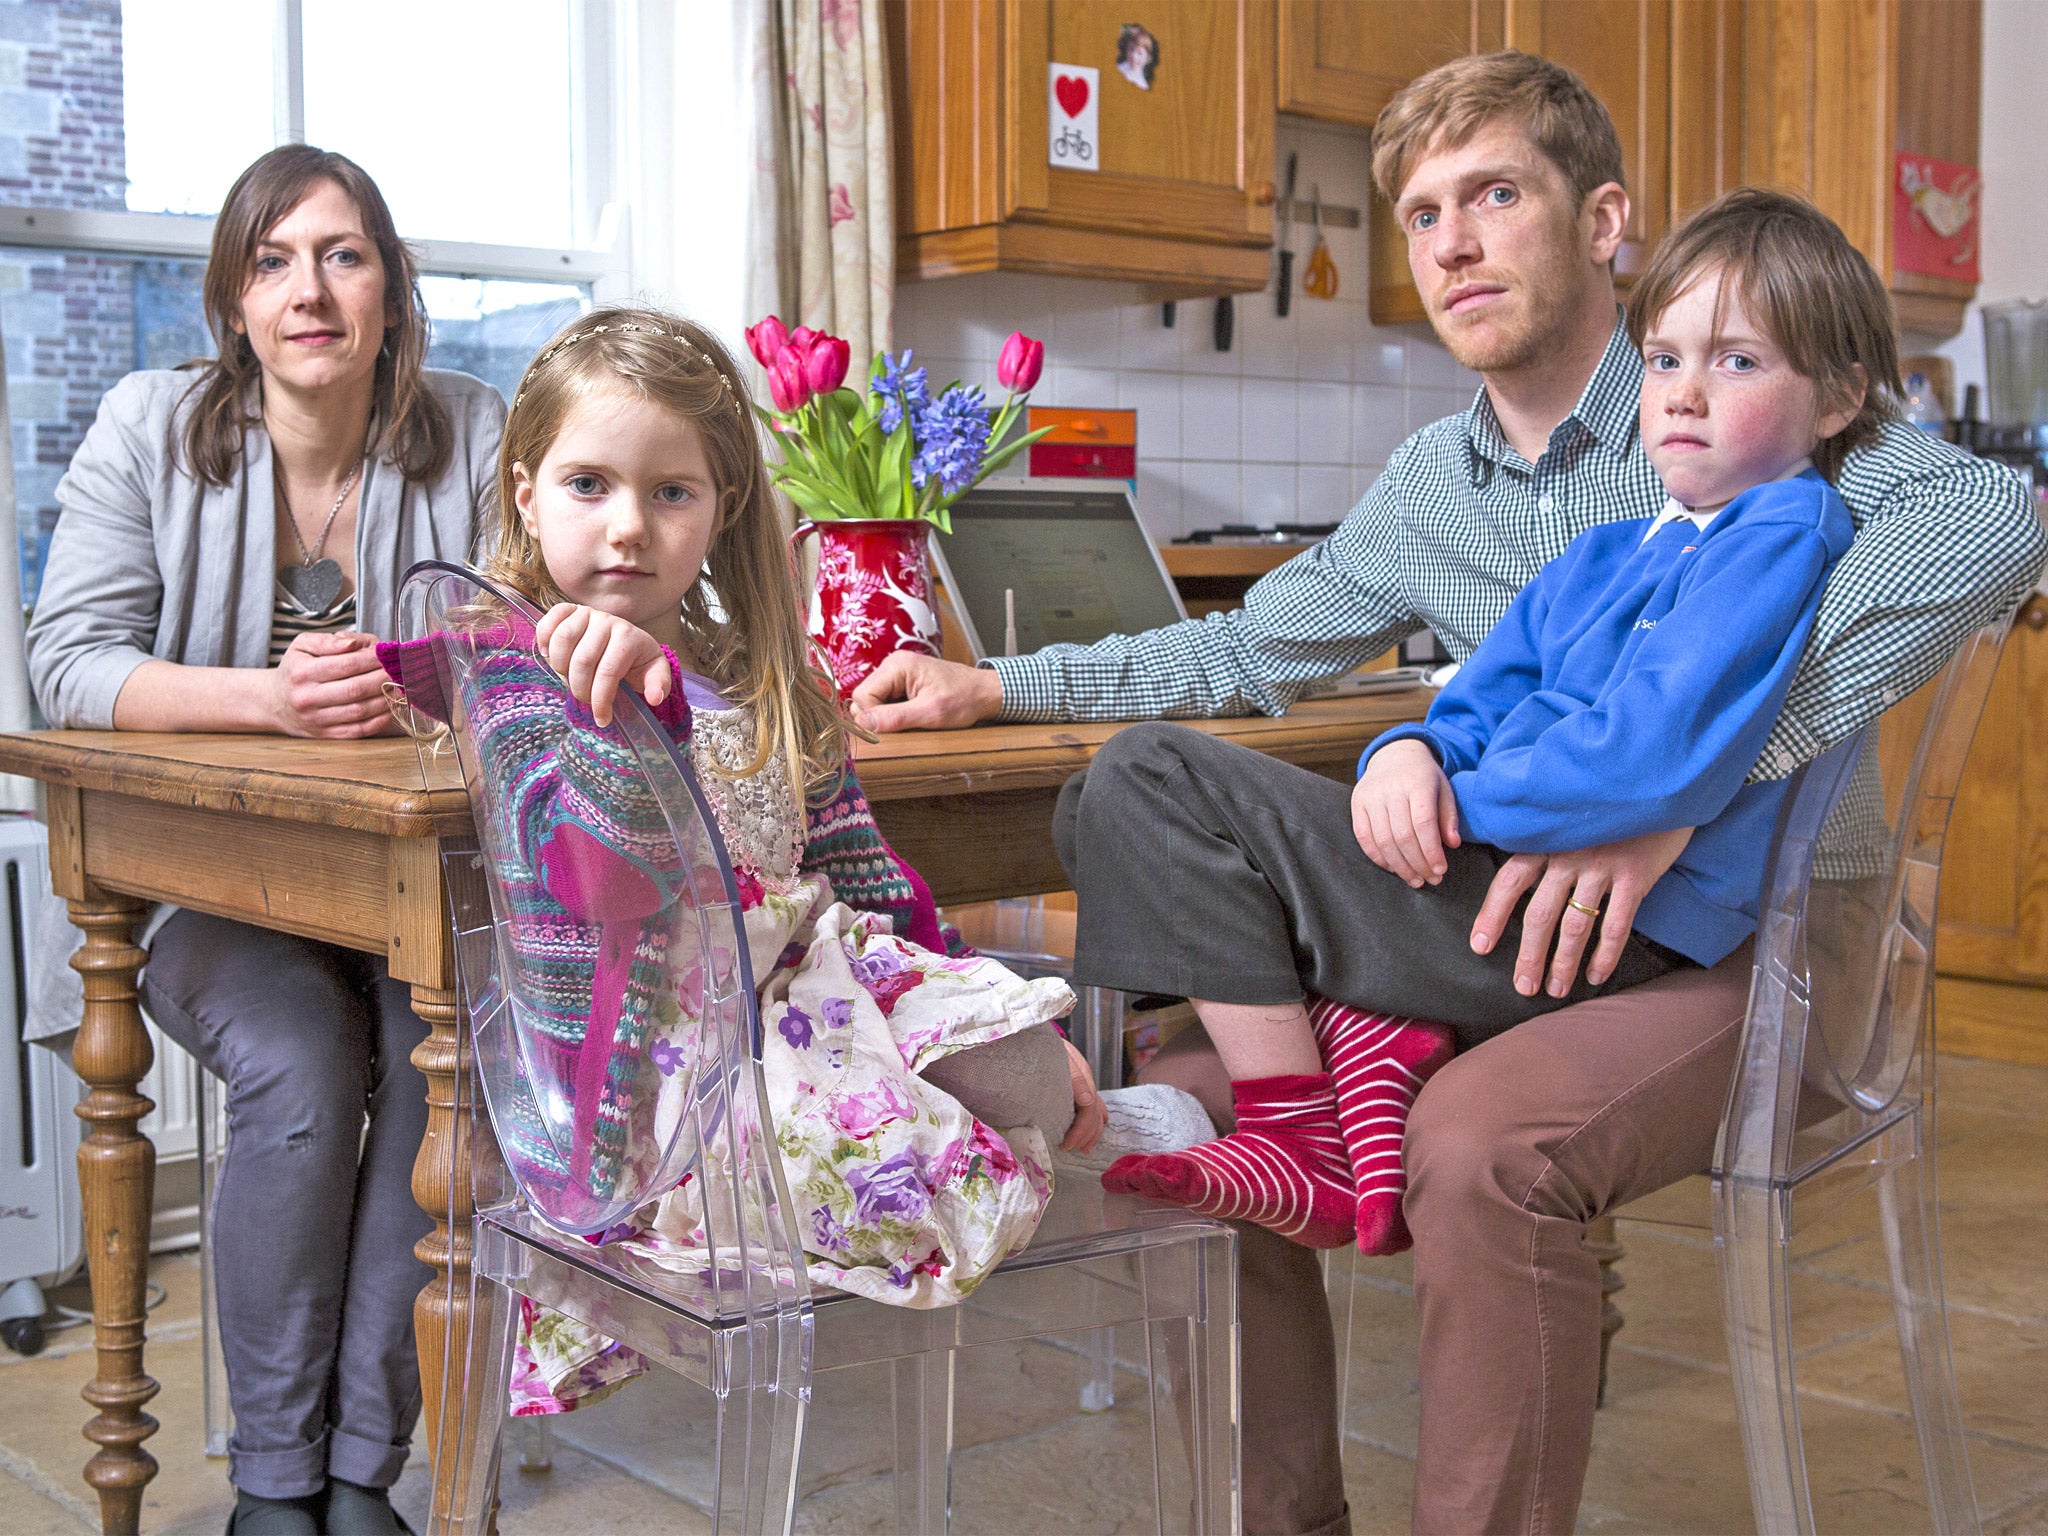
855, 53, 2041, 1534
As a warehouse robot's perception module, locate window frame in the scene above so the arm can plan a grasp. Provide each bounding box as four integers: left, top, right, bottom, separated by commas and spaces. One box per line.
0, 0, 631, 298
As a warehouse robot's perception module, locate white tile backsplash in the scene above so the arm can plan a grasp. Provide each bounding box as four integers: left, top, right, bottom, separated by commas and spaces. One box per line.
1241, 379, 1300, 463
890, 117, 1481, 543
1297, 382, 1350, 464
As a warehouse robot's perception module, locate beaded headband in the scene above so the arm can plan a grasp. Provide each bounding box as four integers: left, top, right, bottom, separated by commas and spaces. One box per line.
511, 320, 742, 413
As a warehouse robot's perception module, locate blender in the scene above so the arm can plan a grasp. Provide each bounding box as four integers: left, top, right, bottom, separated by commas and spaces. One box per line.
1980, 298, 2048, 484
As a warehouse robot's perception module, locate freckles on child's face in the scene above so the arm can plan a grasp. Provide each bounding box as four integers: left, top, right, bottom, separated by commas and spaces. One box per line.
1638, 273, 1840, 512
516, 386, 721, 638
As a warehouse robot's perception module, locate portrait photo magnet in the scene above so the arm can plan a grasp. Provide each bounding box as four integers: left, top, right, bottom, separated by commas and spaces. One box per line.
1048, 62, 1100, 171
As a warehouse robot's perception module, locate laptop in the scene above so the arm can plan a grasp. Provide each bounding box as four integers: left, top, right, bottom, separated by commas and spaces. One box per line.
929, 479, 1189, 658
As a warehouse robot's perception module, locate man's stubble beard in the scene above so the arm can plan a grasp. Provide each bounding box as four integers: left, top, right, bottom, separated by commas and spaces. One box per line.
1431, 222, 1593, 378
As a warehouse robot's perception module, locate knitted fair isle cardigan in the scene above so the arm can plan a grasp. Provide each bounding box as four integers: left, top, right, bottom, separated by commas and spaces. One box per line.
377, 630, 944, 1202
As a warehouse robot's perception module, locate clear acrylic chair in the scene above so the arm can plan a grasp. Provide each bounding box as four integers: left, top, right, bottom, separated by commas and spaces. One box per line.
1326, 619, 2007, 1533
1705, 617, 2006, 1534
394, 563, 1240, 1535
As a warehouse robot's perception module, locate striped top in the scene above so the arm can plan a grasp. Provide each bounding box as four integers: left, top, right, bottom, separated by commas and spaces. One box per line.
269, 592, 357, 664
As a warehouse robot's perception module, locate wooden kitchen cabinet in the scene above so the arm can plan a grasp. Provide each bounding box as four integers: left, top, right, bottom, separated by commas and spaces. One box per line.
1277, 0, 1502, 124
1866, 596, 2048, 1065
1742, 0, 1981, 340
1296, 0, 1737, 325
888, 0, 1278, 296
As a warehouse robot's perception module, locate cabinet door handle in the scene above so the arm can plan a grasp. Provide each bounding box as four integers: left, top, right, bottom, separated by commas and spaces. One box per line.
2025, 596, 2048, 630
1250, 180, 1276, 207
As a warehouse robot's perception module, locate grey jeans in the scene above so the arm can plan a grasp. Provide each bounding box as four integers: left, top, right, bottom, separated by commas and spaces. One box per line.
142, 909, 433, 1500
1058, 723, 1683, 1051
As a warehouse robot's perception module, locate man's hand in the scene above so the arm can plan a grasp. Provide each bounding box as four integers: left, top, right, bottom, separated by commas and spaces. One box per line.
848, 652, 1003, 732
267, 632, 396, 738
1352, 739, 1460, 887
1471, 825, 1695, 997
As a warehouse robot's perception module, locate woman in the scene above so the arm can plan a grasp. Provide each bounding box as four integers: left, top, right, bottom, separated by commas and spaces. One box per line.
26, 146, 503, 1536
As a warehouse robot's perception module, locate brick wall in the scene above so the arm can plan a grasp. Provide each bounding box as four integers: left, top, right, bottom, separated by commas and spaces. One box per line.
0, 0, 133, 604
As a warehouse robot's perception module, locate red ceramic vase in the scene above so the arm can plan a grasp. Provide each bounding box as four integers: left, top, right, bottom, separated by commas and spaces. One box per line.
792, 519, 943, 697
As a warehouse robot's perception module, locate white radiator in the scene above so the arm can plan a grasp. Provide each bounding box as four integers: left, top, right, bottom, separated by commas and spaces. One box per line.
0, 816, 82, 1294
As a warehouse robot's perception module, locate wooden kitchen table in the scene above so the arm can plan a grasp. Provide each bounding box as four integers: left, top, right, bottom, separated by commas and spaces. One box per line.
0, 688, 1427, 1533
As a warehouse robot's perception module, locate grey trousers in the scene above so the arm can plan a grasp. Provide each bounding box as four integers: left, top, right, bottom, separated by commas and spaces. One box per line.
142, 909, 433, 1500
1058, 723, 1681, 1051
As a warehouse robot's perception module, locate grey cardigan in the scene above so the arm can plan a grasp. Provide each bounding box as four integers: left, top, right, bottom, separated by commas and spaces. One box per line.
23, 366, 505, 1043
28, 366, 504, 727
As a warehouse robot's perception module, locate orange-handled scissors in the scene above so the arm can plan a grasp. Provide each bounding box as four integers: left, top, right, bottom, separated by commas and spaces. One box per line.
1303, 184, 1339, 301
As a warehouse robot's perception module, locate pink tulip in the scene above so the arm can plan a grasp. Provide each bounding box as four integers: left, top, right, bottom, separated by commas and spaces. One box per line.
997, 331, 1045, 392
767, 347, 813, 413
803, 335, 851, 394
745, 315, 790, 369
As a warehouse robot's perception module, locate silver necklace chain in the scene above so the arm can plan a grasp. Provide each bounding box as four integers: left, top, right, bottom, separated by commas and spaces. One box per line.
280, 458, 363, 567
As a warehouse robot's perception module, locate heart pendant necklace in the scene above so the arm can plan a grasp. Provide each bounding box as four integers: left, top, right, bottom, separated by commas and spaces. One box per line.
277, 457, 362, 618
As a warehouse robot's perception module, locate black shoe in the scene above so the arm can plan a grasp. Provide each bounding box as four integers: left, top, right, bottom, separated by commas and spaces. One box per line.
225, 1489, 321, 1536
322, 1478, 415, 1536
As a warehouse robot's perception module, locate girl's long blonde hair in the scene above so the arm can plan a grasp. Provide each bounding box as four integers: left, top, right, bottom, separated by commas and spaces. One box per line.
482, 305, 849, 795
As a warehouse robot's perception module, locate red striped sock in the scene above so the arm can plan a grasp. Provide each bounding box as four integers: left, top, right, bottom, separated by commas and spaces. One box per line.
1307, 996, 1457, 1256
1101, 1073, 1356, 1249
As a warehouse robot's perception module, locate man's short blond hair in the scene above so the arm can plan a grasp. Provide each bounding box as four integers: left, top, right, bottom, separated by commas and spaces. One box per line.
1371, 51, 1625, 206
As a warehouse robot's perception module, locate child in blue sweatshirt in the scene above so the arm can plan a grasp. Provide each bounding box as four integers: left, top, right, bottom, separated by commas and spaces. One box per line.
1102, 188, 1896, 1252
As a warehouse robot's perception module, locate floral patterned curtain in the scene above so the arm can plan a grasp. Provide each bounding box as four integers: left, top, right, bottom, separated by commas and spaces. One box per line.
747, 0, 894, 371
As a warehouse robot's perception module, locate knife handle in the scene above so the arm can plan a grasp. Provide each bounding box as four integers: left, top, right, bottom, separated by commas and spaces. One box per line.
1277, 249, 1294, 318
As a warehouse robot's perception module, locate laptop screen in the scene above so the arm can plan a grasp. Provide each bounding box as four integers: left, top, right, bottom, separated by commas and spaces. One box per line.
933, 483, 1188, 657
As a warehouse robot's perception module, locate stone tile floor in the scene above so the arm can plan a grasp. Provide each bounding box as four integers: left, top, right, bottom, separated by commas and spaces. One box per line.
2, 1053, 2042, 1533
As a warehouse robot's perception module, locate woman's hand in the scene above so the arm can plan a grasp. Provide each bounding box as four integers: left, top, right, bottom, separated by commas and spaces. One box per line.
1352, 738, 1460, 887
267, 631, 395, 738
535, 604, 674, 728
1060, 1037, 1107, 1153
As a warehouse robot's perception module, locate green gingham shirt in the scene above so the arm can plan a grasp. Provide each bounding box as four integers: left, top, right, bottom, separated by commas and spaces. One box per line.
987, 321, 2045, 785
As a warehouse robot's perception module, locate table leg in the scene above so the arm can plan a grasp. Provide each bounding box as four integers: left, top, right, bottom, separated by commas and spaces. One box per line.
67, 891, 159, 1536
409, 981, 484, 1531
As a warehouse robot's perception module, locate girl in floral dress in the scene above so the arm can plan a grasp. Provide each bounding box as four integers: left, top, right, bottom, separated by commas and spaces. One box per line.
382, 308, 1207, 1412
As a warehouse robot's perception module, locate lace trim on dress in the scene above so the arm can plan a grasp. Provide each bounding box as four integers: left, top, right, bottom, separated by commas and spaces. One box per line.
688, 702, 806, 893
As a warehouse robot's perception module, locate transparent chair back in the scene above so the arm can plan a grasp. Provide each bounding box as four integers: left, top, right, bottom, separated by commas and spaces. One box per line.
1713, 618, 2008, 1534
395, 561, 1240, 1533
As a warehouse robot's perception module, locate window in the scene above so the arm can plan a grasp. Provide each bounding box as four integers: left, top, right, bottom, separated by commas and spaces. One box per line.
0, 0, 631, 603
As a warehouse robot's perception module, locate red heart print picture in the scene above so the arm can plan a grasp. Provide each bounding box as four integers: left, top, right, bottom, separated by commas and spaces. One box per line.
1055, 73, 1090, 118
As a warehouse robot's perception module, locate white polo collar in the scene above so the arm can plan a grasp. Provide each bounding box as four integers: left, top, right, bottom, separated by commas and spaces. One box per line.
1642, 459, 1815, 544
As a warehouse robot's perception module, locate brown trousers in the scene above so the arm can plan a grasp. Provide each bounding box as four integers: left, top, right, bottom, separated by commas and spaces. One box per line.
1141, 943, 1753, 1536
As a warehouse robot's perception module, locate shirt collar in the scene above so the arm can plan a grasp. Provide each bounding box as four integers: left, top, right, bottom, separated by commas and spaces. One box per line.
1641, 458, 1818, 543
1466, 313, 1641, 472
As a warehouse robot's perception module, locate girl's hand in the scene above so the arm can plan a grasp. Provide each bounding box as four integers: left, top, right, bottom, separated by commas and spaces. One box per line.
1060, 1037, 1107, 1153
1352, 738, 1460, 887
268, 632, 396, 738
535, 604, 674, 728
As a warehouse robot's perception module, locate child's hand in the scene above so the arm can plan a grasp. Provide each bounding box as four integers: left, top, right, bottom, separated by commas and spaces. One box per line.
1060, 1037, 1106, 1153
534, 604, 674, 728
1352, 739, 1460, 888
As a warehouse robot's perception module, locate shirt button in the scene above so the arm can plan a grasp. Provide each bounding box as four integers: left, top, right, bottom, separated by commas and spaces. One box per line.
1538, 494, 1556, 515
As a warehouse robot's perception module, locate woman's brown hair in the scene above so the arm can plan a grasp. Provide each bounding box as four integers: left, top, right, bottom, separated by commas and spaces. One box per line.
482, 306, 850, 798
181, 144, 451, 487
1625, 187, 1902, 481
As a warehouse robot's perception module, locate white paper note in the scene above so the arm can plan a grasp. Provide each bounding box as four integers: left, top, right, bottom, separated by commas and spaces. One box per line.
1048, 63, 1099, 172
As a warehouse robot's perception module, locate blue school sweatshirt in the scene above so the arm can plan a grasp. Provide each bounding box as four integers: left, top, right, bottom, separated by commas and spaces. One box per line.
1363, 469, 1855, 966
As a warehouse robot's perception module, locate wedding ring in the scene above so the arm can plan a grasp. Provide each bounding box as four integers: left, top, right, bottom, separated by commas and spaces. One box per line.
1566, 897, 1602, 918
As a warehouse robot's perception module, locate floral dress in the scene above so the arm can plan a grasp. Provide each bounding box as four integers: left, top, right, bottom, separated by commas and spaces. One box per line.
379, 637, 1073, 1415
